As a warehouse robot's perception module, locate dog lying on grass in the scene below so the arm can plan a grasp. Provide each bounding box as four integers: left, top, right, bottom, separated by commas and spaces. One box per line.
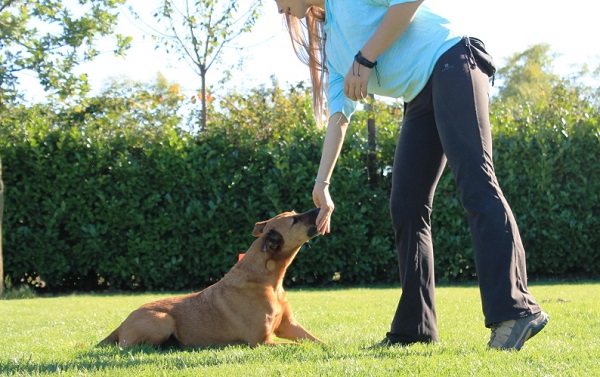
99, 209, 323, 348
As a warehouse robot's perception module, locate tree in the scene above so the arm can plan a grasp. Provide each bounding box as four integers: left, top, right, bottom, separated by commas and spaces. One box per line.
0, 0, 131, 294
136, 0, 261, 131
64, 73, 186, 137
494, 44, 560, 108
0, 0, 132, 105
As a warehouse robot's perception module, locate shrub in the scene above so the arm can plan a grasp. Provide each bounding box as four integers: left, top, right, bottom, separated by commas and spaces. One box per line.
0, 82, 597, 292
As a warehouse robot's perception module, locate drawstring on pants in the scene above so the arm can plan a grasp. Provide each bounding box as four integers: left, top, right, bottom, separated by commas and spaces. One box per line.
463, 36, 495, 86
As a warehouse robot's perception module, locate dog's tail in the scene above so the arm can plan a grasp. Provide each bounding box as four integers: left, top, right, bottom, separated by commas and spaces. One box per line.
97, 328, 119, 347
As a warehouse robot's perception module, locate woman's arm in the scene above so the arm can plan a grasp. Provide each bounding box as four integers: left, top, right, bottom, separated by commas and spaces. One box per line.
361, 0, 424, 63
313, 112, 349, 234
345, 0, 424, 100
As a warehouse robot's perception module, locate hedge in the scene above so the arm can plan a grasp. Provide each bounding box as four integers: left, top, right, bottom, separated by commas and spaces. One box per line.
0, 94, 598, 292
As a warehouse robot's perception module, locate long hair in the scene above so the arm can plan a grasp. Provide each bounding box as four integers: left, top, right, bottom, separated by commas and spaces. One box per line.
284, 7, 327, 127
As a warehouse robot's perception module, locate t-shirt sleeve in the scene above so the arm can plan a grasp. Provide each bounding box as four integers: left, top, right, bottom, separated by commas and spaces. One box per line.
327, 66, 358, 121
367, 0, 420, 6
387, 0, 421, 5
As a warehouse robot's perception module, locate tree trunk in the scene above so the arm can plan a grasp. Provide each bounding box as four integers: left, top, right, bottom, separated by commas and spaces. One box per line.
200, 70, 207, 132
366, 94, 378, 190
0, 157, 4, 297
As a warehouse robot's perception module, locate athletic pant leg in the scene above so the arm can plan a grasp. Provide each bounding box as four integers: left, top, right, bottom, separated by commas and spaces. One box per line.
388, 77, 445, 343
430, 41, 542, 326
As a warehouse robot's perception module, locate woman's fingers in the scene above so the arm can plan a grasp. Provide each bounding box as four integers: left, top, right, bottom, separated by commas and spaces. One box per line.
343, 83, 367, 100
313, 186, 334, 235
316, 205, 332, 234
344, 62, 371, 100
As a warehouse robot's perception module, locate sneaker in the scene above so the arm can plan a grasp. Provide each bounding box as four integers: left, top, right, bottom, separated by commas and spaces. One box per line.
488, 311, 549, 351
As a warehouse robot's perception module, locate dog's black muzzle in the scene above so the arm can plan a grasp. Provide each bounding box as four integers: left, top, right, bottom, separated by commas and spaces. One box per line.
302, 208, 320, 238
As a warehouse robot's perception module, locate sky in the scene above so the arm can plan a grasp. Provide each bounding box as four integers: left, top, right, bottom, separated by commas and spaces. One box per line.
21, 0, 600, 103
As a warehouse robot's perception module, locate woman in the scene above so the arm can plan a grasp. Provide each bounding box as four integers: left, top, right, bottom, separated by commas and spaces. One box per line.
274, 0, 548, 350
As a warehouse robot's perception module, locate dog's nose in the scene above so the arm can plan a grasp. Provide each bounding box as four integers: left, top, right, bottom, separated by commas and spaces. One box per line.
307, 208, 320, 225
307, 207, 320, 221
299, 208, 320, 224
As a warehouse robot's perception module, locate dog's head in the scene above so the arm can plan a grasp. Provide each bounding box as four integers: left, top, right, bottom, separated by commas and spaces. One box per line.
251, 208, 320, 259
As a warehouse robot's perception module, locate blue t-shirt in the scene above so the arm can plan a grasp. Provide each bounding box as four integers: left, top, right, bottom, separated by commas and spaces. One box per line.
324, 0, 462, 120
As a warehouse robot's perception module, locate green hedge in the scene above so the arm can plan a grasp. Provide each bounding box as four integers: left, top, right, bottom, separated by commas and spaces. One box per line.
491, 100, 600, 277
0, 91, 598, 292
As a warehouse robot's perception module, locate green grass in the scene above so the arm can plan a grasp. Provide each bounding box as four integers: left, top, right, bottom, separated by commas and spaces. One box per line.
1, 282, 598, 376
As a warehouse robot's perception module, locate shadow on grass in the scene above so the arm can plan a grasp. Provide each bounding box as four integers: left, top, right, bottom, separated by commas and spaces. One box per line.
1, 340, 458, 375
1, 339, 349, 374
0, 343, 241, 375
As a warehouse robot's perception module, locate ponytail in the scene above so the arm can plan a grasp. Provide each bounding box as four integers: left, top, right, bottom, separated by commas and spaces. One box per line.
283, 7, 327, 127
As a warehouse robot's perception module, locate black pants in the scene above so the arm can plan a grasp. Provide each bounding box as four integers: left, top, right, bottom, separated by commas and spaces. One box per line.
387, 39, 542, 344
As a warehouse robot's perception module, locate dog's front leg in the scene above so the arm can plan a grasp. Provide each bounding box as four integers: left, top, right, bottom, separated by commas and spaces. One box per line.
263, 339, 300, 346
249, 334, 299, 346
275, 317, 323, 344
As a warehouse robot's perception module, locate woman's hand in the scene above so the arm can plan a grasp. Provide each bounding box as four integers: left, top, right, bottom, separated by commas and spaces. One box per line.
312, 182, 334, 235
344, 61, 372, 101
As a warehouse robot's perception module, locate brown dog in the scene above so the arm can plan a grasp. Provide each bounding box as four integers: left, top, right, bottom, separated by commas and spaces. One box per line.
99, 209, 322, 348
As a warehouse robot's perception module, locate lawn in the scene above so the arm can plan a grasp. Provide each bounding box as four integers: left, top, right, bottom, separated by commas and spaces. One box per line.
1, 282, 598, 376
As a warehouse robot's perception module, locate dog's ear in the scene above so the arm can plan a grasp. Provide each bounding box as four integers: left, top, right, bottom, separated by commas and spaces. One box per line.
252, 220, 268, 237
261, 229, 283, 254
252, 212, 292, 236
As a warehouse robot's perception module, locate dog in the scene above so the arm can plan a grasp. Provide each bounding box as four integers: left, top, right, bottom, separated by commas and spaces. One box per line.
99, 208, 323, 348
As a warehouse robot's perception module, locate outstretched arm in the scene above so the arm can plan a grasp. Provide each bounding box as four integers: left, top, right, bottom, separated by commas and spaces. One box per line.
313, 112, 348, 235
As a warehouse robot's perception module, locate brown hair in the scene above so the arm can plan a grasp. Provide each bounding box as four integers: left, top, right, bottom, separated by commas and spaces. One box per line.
284, 7, 327, 126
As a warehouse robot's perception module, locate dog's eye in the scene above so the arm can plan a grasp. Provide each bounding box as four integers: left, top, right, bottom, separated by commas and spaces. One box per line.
292, 217, 299, 225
